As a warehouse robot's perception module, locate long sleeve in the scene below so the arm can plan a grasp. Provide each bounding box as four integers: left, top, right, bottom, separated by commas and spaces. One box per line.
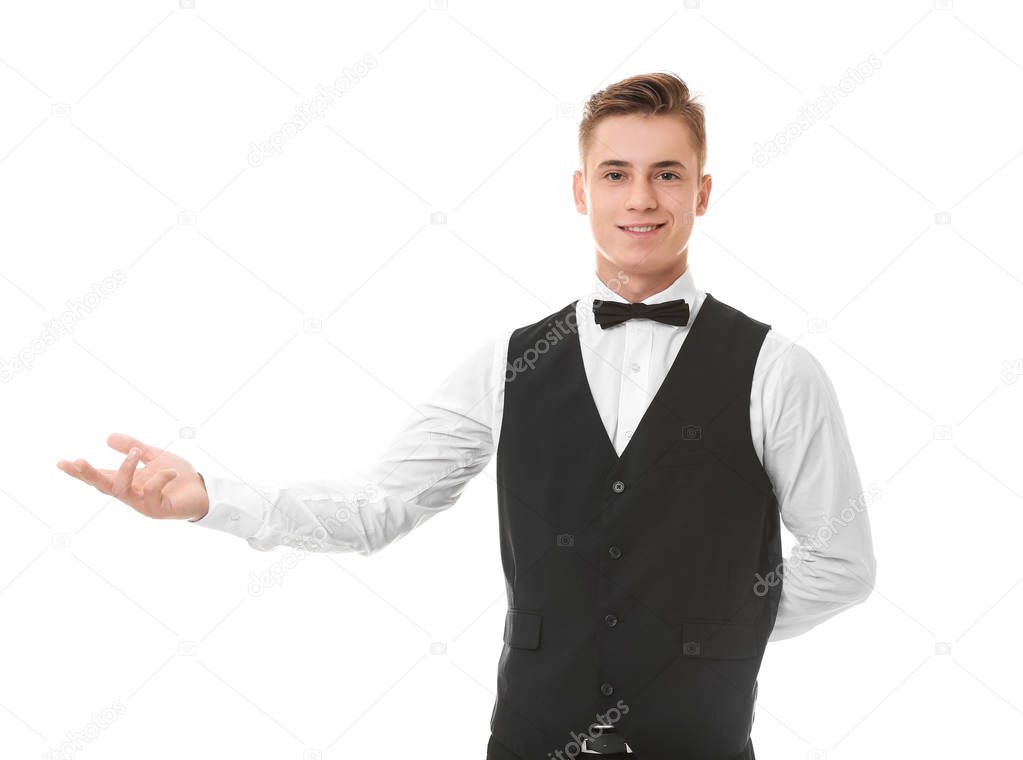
190, 335, 504, 554
761, 340, 878, 641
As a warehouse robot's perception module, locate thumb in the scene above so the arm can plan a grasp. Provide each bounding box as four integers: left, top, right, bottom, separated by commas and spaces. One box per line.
141, 468, 180, 518
108, 433, 163, 464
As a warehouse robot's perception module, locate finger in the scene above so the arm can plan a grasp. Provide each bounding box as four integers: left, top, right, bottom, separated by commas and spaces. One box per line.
107, 433, 164, 465
56, 460, 88, 482
110, 448, 142, 501
58, 460, 115, 477
67, 458, 115, 495
142, 469, 178, 517
75, 465, 119, 481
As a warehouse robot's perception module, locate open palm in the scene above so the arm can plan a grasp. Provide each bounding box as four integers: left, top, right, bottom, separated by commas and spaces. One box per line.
57, 433, 209, 521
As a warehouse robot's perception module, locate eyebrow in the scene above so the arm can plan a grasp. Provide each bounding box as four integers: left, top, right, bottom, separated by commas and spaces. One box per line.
596, 159, 687, 170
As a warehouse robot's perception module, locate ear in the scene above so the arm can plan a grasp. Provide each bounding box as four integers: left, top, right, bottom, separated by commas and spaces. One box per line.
695, 173, 712, 217
572, 169, 588, 214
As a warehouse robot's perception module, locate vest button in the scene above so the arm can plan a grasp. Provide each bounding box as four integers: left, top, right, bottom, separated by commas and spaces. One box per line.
683, 641, 701, 655
611, 480, 626, 493
604, 614, 618, 627
600, 681, 614, 696
608, 545, 622, 560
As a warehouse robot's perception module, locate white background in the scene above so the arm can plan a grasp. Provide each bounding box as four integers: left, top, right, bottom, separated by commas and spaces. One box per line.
3, 0, 1022, 757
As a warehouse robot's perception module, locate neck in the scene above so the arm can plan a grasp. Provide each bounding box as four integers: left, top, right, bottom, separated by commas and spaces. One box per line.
595, 255, 689, 303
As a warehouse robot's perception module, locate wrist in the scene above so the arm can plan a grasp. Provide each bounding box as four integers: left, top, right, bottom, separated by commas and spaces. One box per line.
189, 472, 210, 522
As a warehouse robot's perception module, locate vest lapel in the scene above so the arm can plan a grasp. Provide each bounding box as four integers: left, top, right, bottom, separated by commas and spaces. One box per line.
571, 292, 722, 471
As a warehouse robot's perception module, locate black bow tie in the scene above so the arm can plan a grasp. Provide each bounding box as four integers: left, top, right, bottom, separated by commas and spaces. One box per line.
592, 297, 690, 329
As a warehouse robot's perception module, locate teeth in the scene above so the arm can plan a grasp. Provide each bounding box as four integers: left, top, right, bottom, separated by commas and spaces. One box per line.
623, 225, 659, 232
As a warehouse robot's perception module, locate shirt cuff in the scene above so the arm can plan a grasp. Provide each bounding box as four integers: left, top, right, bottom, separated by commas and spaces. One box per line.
189, 472, 269, 540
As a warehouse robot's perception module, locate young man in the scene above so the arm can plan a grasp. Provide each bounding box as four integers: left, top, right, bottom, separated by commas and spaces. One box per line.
58, 72, 876, 759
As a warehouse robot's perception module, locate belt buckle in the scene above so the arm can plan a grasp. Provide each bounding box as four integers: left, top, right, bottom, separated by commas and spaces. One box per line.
581, 725, 633, 755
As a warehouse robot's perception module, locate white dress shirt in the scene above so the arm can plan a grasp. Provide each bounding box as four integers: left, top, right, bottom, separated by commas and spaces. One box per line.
195, 264, 877, 642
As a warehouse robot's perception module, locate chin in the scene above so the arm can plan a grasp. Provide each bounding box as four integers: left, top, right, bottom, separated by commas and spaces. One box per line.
598, 240, 666, 269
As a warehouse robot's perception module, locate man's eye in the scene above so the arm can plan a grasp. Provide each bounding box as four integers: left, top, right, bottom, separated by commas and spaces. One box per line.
603, 171, 680, 181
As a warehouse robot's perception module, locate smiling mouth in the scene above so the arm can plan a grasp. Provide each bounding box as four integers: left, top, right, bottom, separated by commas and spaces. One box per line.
618, 223, 666, 232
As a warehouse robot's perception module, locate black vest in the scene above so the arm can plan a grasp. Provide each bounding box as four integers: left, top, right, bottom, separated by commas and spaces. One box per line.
487, 292, 782, 760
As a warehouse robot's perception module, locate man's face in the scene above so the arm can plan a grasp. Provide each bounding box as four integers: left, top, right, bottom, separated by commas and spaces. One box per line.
573, 113, 711, 279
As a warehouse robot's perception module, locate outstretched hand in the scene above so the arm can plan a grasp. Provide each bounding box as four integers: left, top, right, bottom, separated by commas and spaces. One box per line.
57, 433, 210, 522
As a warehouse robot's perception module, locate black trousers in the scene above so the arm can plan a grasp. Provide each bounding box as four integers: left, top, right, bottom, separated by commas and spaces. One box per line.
486, 733, 756, 760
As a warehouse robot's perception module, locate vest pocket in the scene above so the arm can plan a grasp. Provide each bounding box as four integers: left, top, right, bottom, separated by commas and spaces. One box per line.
503, 609, 543, 650
681, 619, 759, 659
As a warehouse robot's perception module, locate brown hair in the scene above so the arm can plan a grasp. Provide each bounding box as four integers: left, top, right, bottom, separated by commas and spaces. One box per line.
578, 71, 707, 178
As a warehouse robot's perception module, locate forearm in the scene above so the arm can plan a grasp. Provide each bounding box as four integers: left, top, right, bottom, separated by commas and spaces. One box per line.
189, 335, 500, 554
193, 468, 462, 555
769, 530, 877, 640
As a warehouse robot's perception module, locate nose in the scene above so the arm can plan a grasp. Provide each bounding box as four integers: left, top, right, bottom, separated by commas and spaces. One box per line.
625, 176, 657, 212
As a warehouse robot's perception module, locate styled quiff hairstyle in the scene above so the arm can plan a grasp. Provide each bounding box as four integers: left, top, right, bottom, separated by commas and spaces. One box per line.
578, 71, 707, 179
